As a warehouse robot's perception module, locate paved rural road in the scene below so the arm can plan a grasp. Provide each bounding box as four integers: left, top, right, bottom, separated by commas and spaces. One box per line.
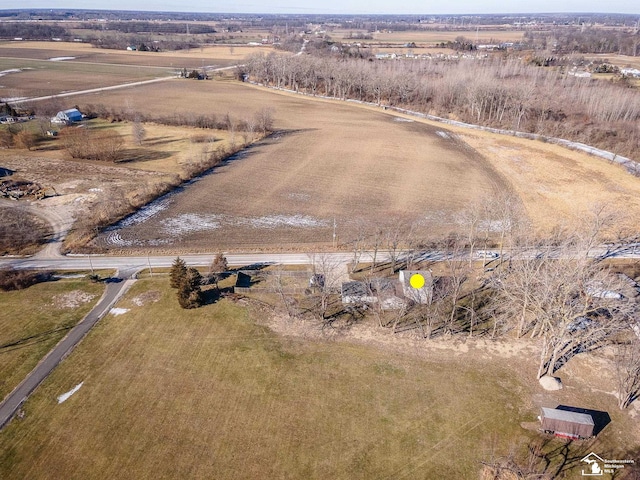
10, 64, 240, 105
0, 271, 136, 430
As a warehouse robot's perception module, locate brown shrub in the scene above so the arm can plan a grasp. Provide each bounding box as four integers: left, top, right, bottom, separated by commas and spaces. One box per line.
13, 131, 38, 150
0, 130, 13, 149
0, 268, 52, 291
60, 127, 124, 162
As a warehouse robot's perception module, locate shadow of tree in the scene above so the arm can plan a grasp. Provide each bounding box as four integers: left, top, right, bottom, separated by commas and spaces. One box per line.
117, 148, 174, 163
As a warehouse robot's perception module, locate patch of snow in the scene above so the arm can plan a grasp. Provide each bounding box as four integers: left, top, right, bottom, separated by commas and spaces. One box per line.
48, 56, 76, 61
160, 213, 221, 235
104, 231, 136, 247
242, 214, 328, 229
0, 69, 21, 77
0, 96, 27, 102
287, 192, 311, 201
110, 308, 129, 316
436, 131, 450, 139
57, 382, 83, 404
393, 117, 414, 122
88, 188, 103, 193
117, 198, 172, 228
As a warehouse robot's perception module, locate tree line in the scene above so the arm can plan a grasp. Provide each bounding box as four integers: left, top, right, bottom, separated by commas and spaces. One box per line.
242, 52, 640, 161
0, 23, 70, 40
524, 27, 640, 56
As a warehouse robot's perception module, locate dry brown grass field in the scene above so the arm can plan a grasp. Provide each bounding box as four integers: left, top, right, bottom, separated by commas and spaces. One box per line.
0, 278, 636, 479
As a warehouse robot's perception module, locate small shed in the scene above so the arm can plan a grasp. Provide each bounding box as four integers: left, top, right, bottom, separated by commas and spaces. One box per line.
539, 407, 595, 439
53, 108, 82, 124
399, 270, 433, 305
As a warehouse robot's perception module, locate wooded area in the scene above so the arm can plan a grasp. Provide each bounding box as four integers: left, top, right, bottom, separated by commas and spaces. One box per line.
243, 53, 640, 161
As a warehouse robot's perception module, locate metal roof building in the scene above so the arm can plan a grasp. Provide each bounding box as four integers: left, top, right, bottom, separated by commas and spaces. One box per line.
540, 407, 595, 439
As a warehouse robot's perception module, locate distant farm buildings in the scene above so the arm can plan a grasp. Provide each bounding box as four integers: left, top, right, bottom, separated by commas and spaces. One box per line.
621, 68, 640, 78
52, 108, 83, 125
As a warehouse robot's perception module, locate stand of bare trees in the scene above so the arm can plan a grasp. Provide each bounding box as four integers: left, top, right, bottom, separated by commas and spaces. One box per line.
243, 52, 640, 161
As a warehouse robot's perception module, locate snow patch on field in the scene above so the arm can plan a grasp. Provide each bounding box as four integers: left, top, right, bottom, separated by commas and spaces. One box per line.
103, 211, 328, 246
118, 198, 172, 228
393, 117, 414, 122
0, 69, 21, 77
110, 308, 129, 316
57, 382, 83, 404
48, 56, 76, 61
105, 231, 137, 247
241, 215, 328, 229
436, 131, 450, 139
160, 213, 221, 235
287, 192, 311, 202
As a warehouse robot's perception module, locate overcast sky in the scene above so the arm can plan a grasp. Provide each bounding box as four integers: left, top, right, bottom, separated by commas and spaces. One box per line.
11, 1, 640, 15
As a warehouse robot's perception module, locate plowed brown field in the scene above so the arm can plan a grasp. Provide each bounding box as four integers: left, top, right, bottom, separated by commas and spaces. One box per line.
71, 80, 510, 250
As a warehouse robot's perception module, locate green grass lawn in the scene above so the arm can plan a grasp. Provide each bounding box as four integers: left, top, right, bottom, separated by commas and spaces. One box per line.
0, 278, 637, 479
0, 278, 104, 400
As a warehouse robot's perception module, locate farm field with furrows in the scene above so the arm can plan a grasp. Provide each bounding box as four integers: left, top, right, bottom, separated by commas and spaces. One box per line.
56, 79, 640, 251
0, 57, 167, 99
0, 41, 275, 69
73, 80, 507, 250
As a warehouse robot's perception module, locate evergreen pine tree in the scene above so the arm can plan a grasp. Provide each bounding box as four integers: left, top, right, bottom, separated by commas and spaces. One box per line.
169, 257, 187, 289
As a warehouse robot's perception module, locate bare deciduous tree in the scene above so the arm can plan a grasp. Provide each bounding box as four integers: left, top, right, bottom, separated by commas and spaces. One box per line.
492, 236, 632, 379
208, 253, 228, 290
614, 339, 640, 409
308, 253, 343, 322
132, 118, 146, 146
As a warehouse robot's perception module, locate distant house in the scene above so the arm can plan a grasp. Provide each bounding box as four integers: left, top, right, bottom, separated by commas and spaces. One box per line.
539, 407, 595, 440
398, 270, 433, 304
52, 108, 83, 125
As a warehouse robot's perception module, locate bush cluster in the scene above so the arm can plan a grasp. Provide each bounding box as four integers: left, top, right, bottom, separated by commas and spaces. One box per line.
169, 257, 203, 309
0, 268, 51, 291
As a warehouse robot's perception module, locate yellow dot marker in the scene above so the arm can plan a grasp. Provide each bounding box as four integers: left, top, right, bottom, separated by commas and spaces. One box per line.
409, 273, 425, 289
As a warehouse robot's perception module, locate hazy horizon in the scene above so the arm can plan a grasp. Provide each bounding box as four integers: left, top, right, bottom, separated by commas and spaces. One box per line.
7, 1, 640, 16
